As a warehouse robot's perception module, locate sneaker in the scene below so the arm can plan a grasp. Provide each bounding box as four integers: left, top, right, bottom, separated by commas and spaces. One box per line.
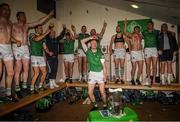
21, 88, 28, 94
131, 80, 136, 85
5, 95, 18, 102
142, 78, 150, 86
68, 79, 73, 83
59, 78, 64, 83
16, 91, 23, 99
52, 80, 59, 87
65, 78, 69, 82
82, 79, 86, 83
115, 79, 120, 84
120, 80, 124, 84
39, 87, 47, 91
26, 89, 33, 95
31, 90, 39, 94
22, 88, 29, 96
136, 79, 141, 85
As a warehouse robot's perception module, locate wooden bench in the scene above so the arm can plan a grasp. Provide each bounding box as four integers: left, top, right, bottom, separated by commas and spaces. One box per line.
1, 81, 180, 117
0, 83, 66, 117
66, 82, 180, 91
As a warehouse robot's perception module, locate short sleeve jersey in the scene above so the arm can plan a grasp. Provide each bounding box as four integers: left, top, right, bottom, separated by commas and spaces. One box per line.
86, 48, 103, 72
142, 29, 159, 48
29, 33, 45, 56
63, 39, 75, 54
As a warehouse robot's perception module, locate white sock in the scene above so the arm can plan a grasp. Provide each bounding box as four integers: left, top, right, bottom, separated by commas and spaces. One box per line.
79, 73, 82, 81
84, 73, 88, 80
6, 88, 11, 96
49, 79, 54, 89
161, 74, 165, 85
167, 74, 172, 85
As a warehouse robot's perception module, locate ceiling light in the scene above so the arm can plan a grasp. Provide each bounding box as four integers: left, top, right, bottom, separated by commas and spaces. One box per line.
131, 4, 139, 9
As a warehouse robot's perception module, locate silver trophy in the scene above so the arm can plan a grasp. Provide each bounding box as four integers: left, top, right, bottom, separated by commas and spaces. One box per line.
108, 88, 124, 116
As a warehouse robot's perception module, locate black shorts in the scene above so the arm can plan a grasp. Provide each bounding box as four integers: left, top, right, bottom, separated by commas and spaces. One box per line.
159, 50, 173, 62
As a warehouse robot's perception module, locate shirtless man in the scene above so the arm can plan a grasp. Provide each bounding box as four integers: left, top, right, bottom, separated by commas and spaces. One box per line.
0, 3, 17, 102
109, 24, 126, 84
125, 25, 143, 85
90, 21, 107, 49
12, 11, 54, 98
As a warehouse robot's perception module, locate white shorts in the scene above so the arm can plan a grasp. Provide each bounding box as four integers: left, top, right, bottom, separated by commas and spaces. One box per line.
31, 56, 46, 67
64, 54, 74, 63
88, 71, 104, 84
131, 50, 143, 62
78, 49, 86, 57
144, 48, 158, 58
12, 44, 30, 60
0, 44, 14, 61
113, 48, 126, 59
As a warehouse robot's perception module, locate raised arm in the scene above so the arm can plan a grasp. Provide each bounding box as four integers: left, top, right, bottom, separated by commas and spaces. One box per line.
71, 25, 78, 39
124, 18, 128, 33
81, 36, 92, 52
123, 18, 132, 49
98, 21, 107, 39
34, 28, 50, 42
81, 36, 97, 52
27, 10, 54, 28
56, 24, 66, 41
123, 18, 131, 37
66, 28, 75, 40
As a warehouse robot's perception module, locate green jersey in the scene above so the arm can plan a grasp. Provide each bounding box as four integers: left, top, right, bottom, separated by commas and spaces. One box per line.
29, 33, 45, 56
78, 33, 90, 49
63, 39, 75, 54
142, 29, 159, 48
87, 48, 103, 72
